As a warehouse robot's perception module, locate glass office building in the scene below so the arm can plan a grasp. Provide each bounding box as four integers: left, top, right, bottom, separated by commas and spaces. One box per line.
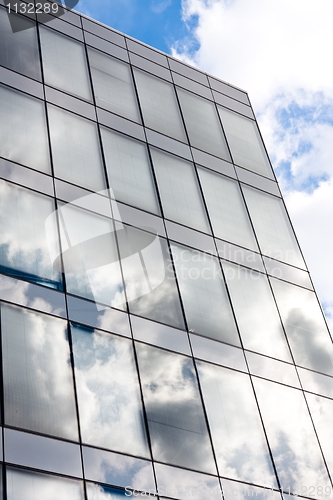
1, 2, 333, 499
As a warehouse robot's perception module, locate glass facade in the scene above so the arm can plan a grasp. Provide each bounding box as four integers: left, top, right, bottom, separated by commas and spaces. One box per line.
0, 4, 332, 500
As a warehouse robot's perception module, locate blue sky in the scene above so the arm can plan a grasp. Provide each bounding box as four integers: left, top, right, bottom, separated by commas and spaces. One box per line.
75, 0, 189, 53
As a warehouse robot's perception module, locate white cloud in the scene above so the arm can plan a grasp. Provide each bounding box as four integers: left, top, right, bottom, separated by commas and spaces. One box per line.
176, 0, 333, 105
151, 0, 172, 14
173, 0, 333, 331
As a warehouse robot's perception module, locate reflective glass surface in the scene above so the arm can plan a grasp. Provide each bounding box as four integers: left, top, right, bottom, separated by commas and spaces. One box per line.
306, 393, 333, 477
263, 256, 313, 289
271, 278, 333, 376
0, 157, 54, 196
298, 367, 333, 399
222, 262, 291, 361
2, 303, 78, 439
118, 227, 185, 329
0, 6, 330, 495
154, 463, 222, 500
0, 85, 50, 173
101, 128, 160, 214
6, 467, 84, 500
151, 148, 210, 233
197, 361, 277, 486
88, 48, 140, 122
165, 219, 216, 254
83, 447, 155, 491
39, 26, 92, 101
177, 88, 230, 160
222, 480, 282, 500
57, 202, 126, 309
243, 186, 304, 268
5, 428, 82, 477
71, 324, 149, 456
48, 105, 106, 192
253, 377, 331, 494
131, 314, 190, 355
110, 200, 165, 235
216, 240, 264, 272
136, 343, 216, 473
133, 69, 186, 141
87, 484, 149, 499
246, 351, 300, 388
172, 244, 240, 345
198, 167, 258, 250
0, 7, 41, 80
218, 107, 273, 178
190, 334, 247, 372
0, 274, 66, 318
0, 181, 62, 289
67, 295, 131, 336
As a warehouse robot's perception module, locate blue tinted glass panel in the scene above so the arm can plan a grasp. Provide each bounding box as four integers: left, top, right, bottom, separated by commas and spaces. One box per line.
2, 303, 78, 440
0, 181, 62, 289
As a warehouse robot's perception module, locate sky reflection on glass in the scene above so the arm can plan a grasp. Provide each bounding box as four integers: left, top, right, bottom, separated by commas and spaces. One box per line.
136, 343, 216, 473
0, 181, 61, 289
57, 202, 125, 309
6, 467, 84, 500
2, 303, 78, 439
172, 244, 239, 344
271, 278, 333, 376
197, 361, 277, 487
253, 377, 331, 495
72, 324, 149, 457
223, 261, 291, 361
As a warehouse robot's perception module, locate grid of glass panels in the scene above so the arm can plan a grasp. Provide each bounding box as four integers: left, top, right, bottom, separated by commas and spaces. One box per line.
0, 3, 332, 500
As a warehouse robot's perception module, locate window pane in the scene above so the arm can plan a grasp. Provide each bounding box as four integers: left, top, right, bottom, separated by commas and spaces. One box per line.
242, 186, 305, 268
298, 367, 333, 399
39, 26, 92, 101
48, 105, 106, 192
171, 244, 240, 346
270, 278, 333, 376
197, 361, 277, 487
198, 167, 258, 250
83, 447, 155, 491
71, 325, 150, 457
88, 48, 140, 122
177, 88, 230, 160
118, 226, 185, 329
222, 262, 291, 361
101, 128, 160, 214
246, 351, 300, 388
253, 378, 331, 494
222, 480, 282, 500
0, 85, 50, 173
57, 202, 126, 309
0, 181, 62, 289
87, 484, 148, 500
0, 7, 41, 80
154, 463, 222, 500
151, 149, 210, 233
136, 343, 216, 474
2, 304, 78, 440
218, 107, 273, 178
306, 393, 333, 478
133, 69, 186, 142
5, 429, 82, 477
6, 468, 84, 500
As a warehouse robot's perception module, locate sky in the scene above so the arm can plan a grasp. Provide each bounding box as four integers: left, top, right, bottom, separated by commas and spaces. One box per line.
74, 0, 333, 331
